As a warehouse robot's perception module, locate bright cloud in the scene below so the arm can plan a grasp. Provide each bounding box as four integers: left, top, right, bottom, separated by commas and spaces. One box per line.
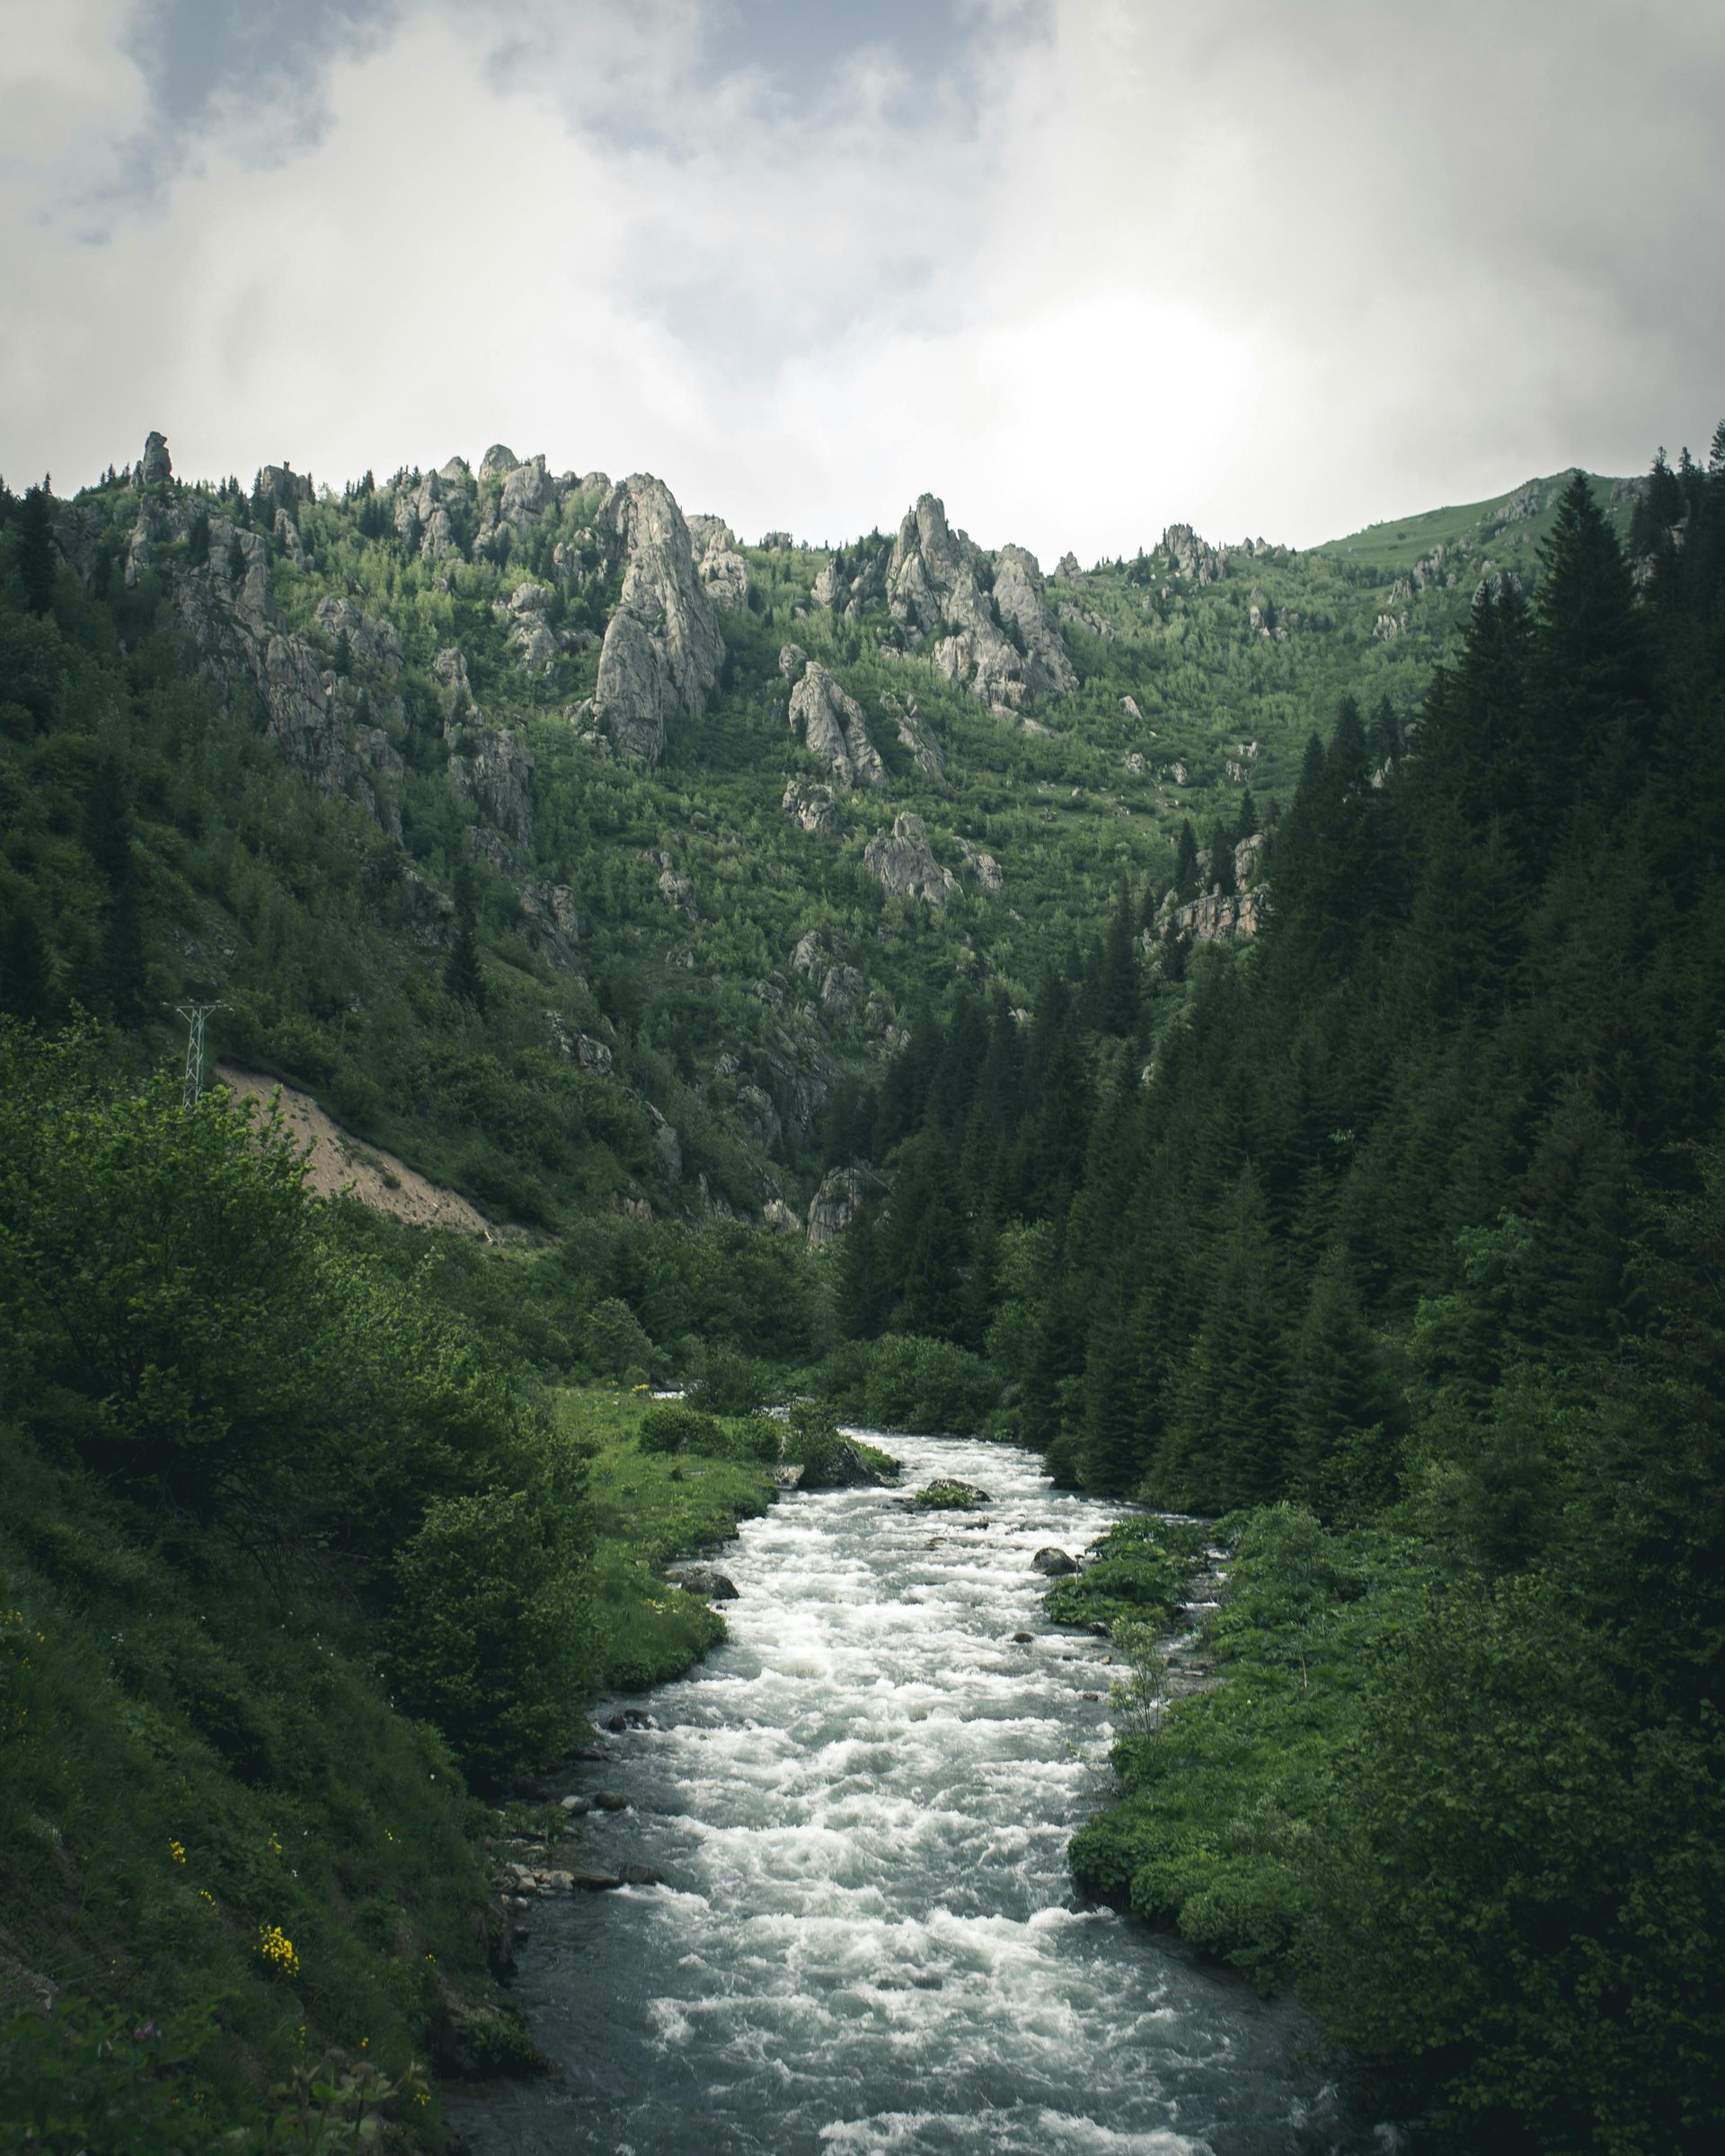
1, 0, 1720, 557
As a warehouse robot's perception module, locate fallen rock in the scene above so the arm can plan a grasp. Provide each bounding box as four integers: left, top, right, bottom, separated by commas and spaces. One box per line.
675, 1566, 739, 1602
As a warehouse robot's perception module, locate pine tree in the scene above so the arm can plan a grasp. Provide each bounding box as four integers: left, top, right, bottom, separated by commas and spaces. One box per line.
83, 756, 144, 1020
18, 482, 55, 615
0, 899, 54, 1021
1172, 819, 1199, 901
444, 868, 487, 1011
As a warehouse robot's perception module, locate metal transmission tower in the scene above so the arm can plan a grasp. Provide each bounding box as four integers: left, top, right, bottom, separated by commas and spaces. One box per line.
171, 1001, 227, 1109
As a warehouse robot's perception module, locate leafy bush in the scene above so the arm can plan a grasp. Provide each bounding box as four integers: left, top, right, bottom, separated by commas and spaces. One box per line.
1044, 1517, 1208, 1630
636, 1401, 724, 1454
386, 1445, 595, 1788
685, 1346, 774, 1415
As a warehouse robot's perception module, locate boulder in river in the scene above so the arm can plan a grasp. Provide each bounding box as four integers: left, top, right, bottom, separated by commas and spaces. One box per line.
571, 1869, 624, 1892
912, 1479, 991, 1510
674, 1566, 739, 1601
593, 1789, 631, 1812
616, 1861, 666, 1886
1031, 1547, 1080, 1577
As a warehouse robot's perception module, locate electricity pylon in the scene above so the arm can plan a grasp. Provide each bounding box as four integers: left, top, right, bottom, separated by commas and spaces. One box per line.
171, 1001, 227, 1109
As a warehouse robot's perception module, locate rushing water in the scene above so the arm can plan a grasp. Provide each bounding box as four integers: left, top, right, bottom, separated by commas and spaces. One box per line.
457, 1434, 1378, 2156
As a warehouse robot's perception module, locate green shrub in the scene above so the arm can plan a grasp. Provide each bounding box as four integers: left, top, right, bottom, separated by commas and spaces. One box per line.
636, 1401, 723, 1455
860, 1334, 1001, 1434
385, 1439, 596, 1787
685, 1346, 774, 1415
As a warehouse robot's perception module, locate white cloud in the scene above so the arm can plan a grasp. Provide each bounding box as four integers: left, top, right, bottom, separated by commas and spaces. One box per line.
2, 0, 1720, 552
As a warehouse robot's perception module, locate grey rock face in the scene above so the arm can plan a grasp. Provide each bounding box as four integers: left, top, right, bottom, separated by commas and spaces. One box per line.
138, 430, 172, 486
806, 1165, 871, 1246
994, 544, 1077, 697
782, 777, 838, 836
687, 514, 751, 612
499, 580, 560, 674
813, 539, 889, 619
862, 813, 957, 906
479, 443, 518, 482
880, 690, 943, 776
657, 864, 698, 918
591, 474, 725, 763
885, 495, 1074, 713
784, 655, 884, 789
1053, 551, 1082, 582
957, 837, 1003, 892
313, 594, 402, 675
1163, 523, 1225, 584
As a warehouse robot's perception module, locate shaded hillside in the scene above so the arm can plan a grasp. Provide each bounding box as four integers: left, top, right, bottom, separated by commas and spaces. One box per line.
0, 437, 1637, 1247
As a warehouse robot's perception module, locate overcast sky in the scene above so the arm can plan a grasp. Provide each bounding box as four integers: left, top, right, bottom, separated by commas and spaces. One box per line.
3, 0, 1721, 561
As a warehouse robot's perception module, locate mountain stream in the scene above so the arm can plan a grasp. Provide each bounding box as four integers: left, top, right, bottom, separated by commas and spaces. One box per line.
455, 1434, 1383, 2155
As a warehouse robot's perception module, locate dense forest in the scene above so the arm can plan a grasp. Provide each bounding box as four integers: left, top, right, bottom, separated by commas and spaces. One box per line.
830, 450, 1725, 2147
2, 424, 1721, 2151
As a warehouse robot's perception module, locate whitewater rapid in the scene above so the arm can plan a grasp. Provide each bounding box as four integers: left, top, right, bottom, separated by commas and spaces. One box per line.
456, 1433, 1376, 2155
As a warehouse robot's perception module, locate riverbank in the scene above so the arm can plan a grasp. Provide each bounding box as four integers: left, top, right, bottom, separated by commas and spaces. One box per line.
455, 1434, 1367, 2156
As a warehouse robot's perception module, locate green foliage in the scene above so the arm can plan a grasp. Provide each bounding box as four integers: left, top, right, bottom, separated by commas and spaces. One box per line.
910, 1479, 988, 1510
1042, 1517, 1207, 1630
815, 1331, 1001, 1433
636, 1401, 725, 1454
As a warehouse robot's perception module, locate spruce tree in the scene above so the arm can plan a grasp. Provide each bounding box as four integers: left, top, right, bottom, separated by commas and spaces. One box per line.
18, 482, 55, 616
444, 868, 487, 1011
1172, 819, 1199, 901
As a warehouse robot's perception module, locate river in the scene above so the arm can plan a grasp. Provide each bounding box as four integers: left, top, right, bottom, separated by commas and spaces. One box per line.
456, 1433, 1383, 2156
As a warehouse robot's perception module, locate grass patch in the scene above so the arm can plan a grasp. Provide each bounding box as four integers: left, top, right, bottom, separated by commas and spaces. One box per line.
558, 1385, 774, 1692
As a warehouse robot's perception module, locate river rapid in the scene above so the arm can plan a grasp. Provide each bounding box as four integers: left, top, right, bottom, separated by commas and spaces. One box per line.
457, 1433, 1382, 2156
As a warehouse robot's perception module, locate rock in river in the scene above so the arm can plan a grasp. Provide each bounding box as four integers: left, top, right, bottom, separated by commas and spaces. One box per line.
1031, 1547, 1080, 1577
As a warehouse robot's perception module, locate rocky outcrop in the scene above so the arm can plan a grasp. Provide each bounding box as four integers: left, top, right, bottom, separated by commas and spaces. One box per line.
782, 777, 838, 836
880, 691, 943, 776
498, 580, 560, 674
791, 931, 866, 1022
992, 544, 1077, 697
806, 1165, 871, 1246
591, 474, 725, 763
813, 541, 889, 618
119, 445, 412, 835
1162, 524, 1225, 584
783, 652, 883, 788
956, 838, 1003, 892
687, 515, 751, 612
1152, 834, 1269, 949
862, 812, 956, 905
137, 429, 172, 487
1053, 551, 1082, 582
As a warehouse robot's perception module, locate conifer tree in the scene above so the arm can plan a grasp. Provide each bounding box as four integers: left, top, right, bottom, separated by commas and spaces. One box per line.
83, 756, 144, 1020
444, 868, 487, 1011
18, 482, 55, 616
1172, 818, 1199, 901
